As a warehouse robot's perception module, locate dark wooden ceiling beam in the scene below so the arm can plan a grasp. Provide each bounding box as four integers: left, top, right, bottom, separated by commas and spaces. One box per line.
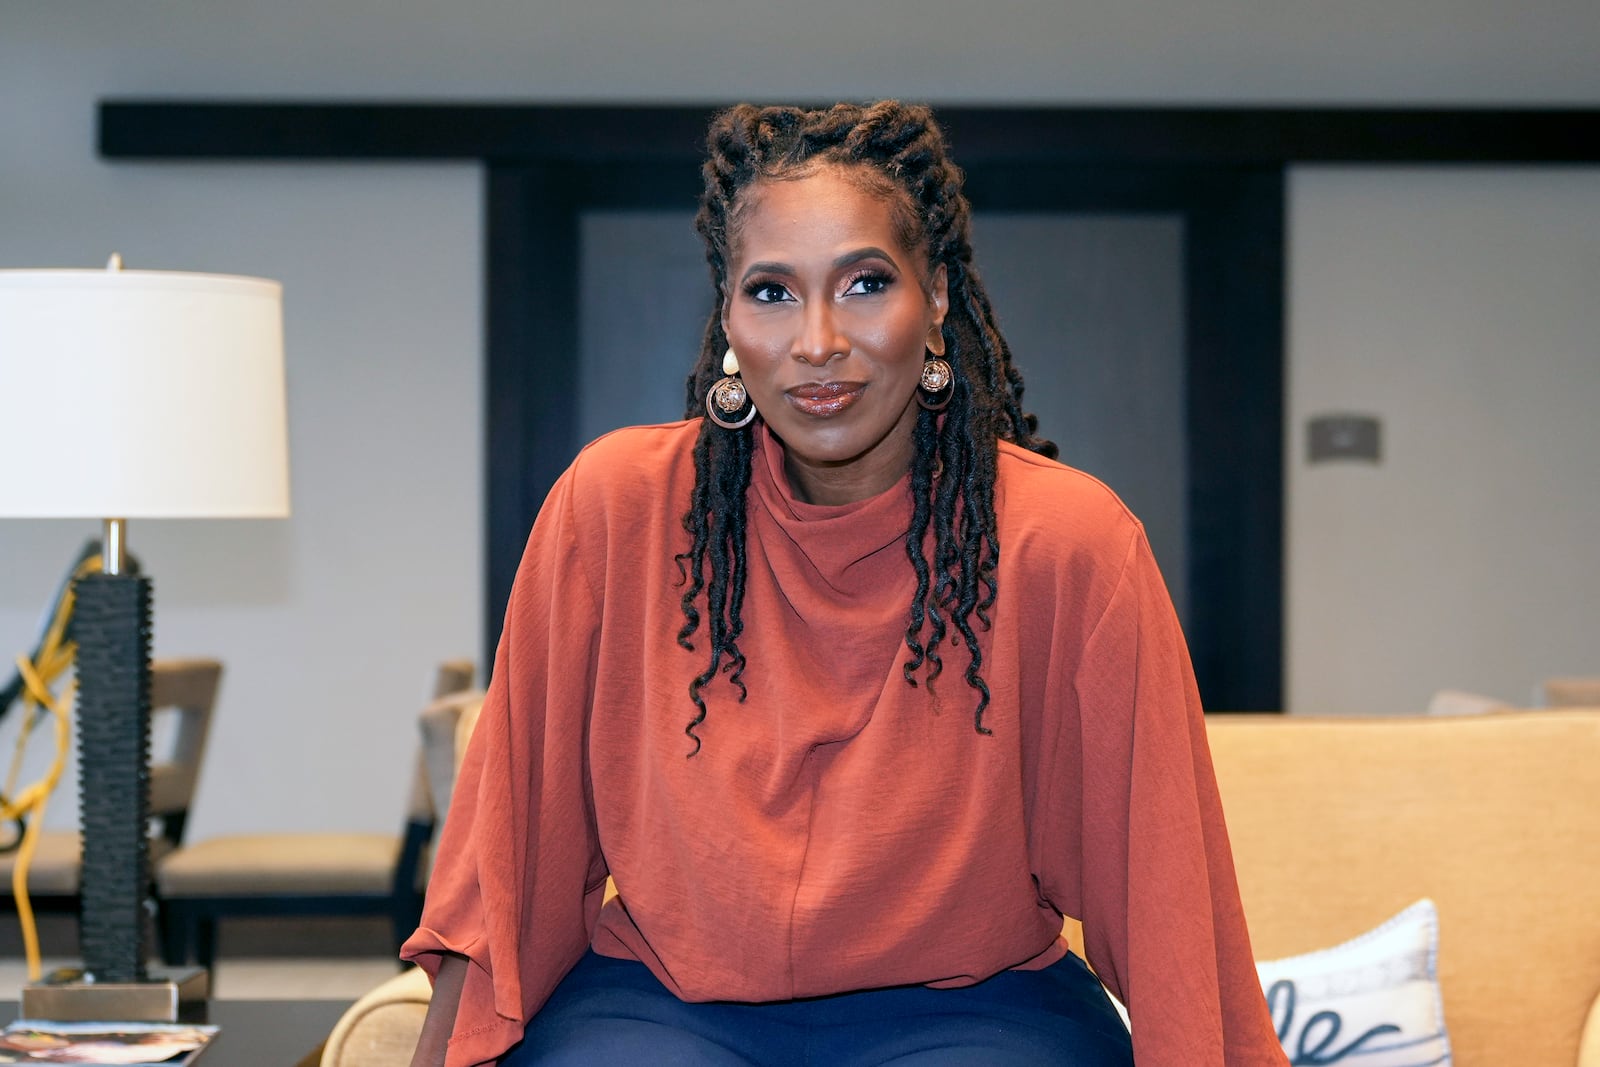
99, 101, 1600, 166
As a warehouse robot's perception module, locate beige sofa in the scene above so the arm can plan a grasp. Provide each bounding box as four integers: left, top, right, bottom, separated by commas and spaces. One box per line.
1206, 710, 1600, 1067
323, 708, 1600, 1067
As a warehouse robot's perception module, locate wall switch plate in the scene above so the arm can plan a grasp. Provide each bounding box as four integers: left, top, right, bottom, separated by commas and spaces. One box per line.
1307, 414, 1381, 463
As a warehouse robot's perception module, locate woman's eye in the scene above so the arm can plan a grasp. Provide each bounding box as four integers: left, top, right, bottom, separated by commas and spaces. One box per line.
746, 282, 791, 303
844, 272, 892, 296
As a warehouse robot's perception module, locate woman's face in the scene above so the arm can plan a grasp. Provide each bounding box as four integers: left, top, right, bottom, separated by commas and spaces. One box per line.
722, 165, 948, 506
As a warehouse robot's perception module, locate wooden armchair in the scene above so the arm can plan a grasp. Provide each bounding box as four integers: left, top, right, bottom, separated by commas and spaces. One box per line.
318, 692, 485, 1067
0, 657, 222, 953
156, 660, 476, 971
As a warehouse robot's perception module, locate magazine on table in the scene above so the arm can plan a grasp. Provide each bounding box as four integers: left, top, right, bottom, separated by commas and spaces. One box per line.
0, 1020, 217, 1065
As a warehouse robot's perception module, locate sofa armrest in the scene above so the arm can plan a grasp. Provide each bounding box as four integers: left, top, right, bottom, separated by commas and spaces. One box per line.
320, 966, 432, 1067
1581, 988, 1600, 1067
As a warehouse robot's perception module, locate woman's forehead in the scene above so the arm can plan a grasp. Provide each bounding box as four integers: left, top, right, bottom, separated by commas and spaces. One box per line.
728, 165, 925, 267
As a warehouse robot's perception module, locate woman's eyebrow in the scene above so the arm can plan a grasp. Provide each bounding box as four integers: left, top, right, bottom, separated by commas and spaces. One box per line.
834, 247, 896, 270
739, 261, 793, 285
739, 247, 898, 286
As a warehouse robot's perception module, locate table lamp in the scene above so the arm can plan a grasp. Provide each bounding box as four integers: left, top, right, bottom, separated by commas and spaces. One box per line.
0, 256, 289, 1018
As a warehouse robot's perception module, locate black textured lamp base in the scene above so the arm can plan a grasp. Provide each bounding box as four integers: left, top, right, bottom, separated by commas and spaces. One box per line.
40, 573, 210, 1021
72, 571, 154, 986
21, 966, 209, 1022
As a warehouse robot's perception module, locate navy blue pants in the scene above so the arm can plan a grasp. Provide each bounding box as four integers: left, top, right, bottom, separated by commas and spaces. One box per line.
500, 950, 1134, 1066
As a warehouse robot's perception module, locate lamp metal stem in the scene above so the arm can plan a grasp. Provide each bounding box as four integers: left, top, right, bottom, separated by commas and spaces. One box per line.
103, 517, 127, 576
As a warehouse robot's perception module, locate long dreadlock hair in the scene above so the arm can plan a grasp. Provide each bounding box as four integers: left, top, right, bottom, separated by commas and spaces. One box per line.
675, 101, 1057, 754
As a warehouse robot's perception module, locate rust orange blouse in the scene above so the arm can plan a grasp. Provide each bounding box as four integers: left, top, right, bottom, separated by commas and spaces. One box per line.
403, 419, 1286, 1066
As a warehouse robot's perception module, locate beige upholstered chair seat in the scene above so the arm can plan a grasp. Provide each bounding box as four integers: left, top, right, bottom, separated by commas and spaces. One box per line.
0, 833, 88, 896
1, 658, 222, 967
158, 833, 401, 897
0, 833, 178, 895
156, 663, 481, 971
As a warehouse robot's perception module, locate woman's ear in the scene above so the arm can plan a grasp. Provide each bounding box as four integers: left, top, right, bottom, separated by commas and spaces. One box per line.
927, 264, 949, 353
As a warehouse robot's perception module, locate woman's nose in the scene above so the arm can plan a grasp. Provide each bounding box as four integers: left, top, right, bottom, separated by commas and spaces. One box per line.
793, 300, 848, 366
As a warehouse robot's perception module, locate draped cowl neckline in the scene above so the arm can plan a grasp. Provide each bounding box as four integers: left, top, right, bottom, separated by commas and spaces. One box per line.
748, 422, 917, 591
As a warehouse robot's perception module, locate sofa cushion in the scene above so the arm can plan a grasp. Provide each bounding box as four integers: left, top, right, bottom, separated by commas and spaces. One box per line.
1257, 898, 1451, 1066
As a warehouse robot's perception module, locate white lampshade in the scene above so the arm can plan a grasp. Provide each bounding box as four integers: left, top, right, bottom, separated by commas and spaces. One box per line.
0, 265, 290, 519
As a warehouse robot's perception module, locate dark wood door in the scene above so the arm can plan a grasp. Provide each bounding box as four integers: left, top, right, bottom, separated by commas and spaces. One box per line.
485, 159, 1283, 710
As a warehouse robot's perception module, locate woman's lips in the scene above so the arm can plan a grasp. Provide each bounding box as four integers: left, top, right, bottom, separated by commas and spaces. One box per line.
785, 381, 865, 417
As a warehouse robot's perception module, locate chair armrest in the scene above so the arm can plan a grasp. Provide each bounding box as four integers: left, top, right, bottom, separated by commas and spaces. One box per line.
320, 966, 432, 1067
1581, 987, 1600, 1067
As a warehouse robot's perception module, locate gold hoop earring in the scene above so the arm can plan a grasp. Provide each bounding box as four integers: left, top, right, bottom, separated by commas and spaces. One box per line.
706, 347, 757, 430
917, 355, 954, 412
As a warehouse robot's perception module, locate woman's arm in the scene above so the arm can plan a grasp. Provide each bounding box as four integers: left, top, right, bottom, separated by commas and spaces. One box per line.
409, 951, 468, 1067
398, 454, 610, 1063
1068, 532, 1287, 1064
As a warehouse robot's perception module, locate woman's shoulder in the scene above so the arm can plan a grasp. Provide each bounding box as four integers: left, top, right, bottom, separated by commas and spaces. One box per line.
992, 439, 1150, 595
576, 418, 701, 459
543, 420, 703, 554
567, 419, 702, 495
994, 440, 1142, 539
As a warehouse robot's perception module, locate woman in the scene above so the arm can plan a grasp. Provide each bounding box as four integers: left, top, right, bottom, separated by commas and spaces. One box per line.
405, 101, 1287, 1066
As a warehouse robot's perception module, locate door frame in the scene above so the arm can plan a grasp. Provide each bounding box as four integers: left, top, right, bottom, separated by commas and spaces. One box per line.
481, 157, 1283, 710
99, 102, 1600, 710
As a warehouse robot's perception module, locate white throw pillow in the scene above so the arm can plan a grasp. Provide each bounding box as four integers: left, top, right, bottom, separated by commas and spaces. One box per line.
1256, 898, 1452, 1066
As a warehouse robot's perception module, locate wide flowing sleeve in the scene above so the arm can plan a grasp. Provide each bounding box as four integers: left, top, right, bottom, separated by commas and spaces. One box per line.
400, 465, 608, 1066
1063, 530, 1286, 1065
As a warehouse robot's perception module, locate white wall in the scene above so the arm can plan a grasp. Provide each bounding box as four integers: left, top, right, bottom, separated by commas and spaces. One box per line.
6, 0, 1598, 103
0, 18, 482, 836
2, 2, 1598, 839
1288, 168, 1600, 714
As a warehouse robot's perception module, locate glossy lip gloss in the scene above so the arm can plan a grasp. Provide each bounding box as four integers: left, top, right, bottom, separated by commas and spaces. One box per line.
786, 381, 865, 417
